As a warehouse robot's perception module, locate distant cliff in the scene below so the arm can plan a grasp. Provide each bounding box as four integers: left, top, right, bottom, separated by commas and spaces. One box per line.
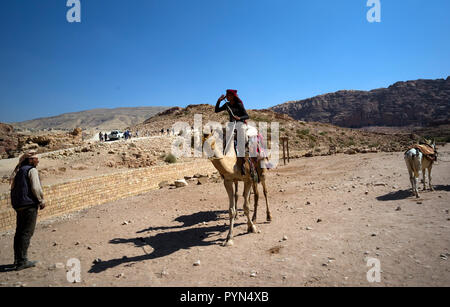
271, 78, 450, 128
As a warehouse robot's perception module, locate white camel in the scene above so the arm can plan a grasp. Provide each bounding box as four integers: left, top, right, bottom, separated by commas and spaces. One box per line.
404, 140, 437, 198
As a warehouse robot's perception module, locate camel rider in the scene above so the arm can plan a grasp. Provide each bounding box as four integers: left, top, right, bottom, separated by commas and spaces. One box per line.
215, 89, 250, 175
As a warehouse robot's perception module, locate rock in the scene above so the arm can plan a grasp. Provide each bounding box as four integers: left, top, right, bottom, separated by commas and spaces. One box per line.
396, 206, 402, 211
197, 177, 208, 185
306, 227, 313, 230
250, 271, 257, 277
72, 128, 82, 136
158, 181, 170, 188
316, 219, 322, 223
193, 260, 201, 266
374, 183, 387, 187
175, 179, 188, 188
306, 201, 311, 206
282, 235, 288, 241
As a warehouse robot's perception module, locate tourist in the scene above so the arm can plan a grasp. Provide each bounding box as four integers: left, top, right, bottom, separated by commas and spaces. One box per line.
9, 151, 45, 271
215, 89, 250, 175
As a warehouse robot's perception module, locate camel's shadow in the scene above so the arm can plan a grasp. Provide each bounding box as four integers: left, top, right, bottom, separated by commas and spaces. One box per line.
88, 210, 243, 274
377, 185, 450, 201
434, 185, 450, 192
376, 189, 412, 201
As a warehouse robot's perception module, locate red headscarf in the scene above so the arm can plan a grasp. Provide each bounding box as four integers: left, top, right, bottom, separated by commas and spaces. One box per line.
226, 89, 244, 105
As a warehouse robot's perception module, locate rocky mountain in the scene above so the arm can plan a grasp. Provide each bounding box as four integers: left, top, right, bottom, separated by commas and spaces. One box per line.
11, 107, 171, 131
271, 78, 450, 128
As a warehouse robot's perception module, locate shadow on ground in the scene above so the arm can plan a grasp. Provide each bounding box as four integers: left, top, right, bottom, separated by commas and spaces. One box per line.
137, 210, 229, 233
377, 185, 450, 201
434, 185, 450, 192
0, 264, 16, 273
376, 189, 412, 201
88, 210, 243, 274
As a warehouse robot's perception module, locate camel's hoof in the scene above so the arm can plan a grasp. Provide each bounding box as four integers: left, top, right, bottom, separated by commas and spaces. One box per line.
252, 216, 257, 223
266, 215, 272, 222
248, 225, 258, 233
223, 240, 234, 247
416, 194, 420, 198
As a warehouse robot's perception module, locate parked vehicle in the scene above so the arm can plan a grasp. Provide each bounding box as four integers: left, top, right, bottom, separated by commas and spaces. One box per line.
108, 130, 124, 140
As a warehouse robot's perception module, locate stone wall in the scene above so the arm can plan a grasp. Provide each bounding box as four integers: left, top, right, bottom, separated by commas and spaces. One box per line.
0, 161, 216, 232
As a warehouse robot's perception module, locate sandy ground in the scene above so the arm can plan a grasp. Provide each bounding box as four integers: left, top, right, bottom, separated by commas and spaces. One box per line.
0, 145, 449, 287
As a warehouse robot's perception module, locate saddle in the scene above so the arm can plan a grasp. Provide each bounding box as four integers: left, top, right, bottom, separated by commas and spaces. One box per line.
409, 144, 437, 161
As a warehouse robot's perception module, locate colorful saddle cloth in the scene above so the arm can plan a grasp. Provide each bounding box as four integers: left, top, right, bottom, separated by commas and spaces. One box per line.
410, 144, 437, 161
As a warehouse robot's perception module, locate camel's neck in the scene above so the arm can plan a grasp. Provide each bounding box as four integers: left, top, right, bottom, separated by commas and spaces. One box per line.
207, 135, 237, 176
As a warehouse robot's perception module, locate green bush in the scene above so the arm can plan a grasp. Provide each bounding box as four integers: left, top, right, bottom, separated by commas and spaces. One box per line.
164, 153, 177, 164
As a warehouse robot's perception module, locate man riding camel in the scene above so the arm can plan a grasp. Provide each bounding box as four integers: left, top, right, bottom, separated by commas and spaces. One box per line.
215, 89, 250, 175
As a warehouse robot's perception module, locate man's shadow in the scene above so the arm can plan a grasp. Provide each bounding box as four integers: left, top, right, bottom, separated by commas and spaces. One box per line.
89, 210, 243, 274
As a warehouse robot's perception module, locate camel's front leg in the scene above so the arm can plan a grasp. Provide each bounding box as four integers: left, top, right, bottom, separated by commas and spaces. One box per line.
251, 181, 259, 223
261, 179, 272, 222
223, 179, 236, 246
428, 167, 434, 191
234, 181, 239, 219
422, 167, 427, 191
243, 181, 257, 234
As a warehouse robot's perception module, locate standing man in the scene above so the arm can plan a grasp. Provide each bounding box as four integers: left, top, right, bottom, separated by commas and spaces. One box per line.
10, 151, 45, 271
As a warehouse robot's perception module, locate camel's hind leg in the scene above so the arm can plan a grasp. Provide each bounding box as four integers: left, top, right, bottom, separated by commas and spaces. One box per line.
243, 181, 257, 234
223, 179, 236, 246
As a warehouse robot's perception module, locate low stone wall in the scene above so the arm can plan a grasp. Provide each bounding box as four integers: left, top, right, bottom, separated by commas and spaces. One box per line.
0, 161, 216, 232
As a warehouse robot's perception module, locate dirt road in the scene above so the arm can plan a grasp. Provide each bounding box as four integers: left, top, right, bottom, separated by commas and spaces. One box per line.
1, 145, 449, 287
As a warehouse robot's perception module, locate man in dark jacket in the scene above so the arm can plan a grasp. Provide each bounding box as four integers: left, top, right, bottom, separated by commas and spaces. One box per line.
215, 90, 250, 175
10, 151, 45, 271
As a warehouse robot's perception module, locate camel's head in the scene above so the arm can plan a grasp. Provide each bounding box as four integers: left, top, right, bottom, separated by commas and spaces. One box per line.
423, 138, 438, 161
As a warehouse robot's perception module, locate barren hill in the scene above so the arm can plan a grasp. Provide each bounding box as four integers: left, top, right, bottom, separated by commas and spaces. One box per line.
11, 107, 171, 131
271, 78, 450, 128
134, 104, 416, 156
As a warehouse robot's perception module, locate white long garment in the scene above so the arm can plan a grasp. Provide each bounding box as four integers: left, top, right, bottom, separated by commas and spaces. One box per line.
28, 168, 44, 204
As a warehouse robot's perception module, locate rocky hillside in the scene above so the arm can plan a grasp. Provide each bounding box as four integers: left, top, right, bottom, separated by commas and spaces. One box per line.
133, 104, 417, 157
11, 107, 171, 131
271, 78, 450, 128
0, 123, 20, 159
0, 124, 85, 159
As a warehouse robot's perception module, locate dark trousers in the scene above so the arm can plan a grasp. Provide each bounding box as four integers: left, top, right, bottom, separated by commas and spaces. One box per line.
14, 205, 38, 265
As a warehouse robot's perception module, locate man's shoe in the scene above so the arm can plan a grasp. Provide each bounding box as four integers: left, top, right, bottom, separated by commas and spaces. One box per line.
15, 260, 37, 271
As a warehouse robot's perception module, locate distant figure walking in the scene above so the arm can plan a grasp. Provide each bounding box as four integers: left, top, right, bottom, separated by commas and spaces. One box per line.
9, 151, 45, 271
99, 132, 103, 142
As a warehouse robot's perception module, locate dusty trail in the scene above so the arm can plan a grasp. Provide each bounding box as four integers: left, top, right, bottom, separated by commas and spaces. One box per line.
0, 145, 449, 287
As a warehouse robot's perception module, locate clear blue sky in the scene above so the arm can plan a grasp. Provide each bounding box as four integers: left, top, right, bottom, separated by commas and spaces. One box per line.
1, 0, 449, 123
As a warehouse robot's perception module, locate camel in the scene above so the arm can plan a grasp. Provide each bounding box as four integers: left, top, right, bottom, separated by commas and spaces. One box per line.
202, 128, 272, 246
404, 140, 437, 198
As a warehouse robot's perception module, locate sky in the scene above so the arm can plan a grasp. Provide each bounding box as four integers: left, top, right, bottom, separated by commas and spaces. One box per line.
1, 0, 449, 123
